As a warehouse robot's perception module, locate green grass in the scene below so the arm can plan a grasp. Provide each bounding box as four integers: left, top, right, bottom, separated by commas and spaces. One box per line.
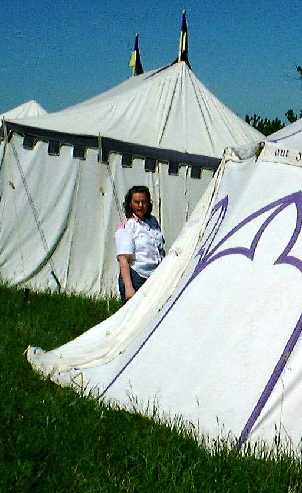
1, 284, 302, 492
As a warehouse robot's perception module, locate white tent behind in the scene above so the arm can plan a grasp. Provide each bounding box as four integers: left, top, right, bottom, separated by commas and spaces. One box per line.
0, 62, 262, 297
8, 64, 261, 155
0, 100, 47, 120
267, 117, 302, 148
27, 132, 302, 450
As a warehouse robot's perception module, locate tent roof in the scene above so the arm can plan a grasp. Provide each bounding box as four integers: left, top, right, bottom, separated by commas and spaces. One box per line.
226, 117, 302, 164
6, 63, 262, 158
267, 117, 302, 148
1, 100, 47, 120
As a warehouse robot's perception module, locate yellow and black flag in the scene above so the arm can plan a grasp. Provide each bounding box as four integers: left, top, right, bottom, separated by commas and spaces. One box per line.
129, 33, 144, 76
177, 10, 191, 68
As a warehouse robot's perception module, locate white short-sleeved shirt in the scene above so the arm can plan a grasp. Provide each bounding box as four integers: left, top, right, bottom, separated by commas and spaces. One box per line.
115, 215, 165, 279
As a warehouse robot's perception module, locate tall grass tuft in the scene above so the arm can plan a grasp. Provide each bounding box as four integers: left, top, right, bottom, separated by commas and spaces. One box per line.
1, 284, 302, 492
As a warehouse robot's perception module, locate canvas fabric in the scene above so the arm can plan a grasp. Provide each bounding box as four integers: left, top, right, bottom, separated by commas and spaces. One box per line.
27, 137, 302, 449
7, 63, 261, 155
0, 134, 214, 296
1, 100, 46, 120
0, 62, 262, 296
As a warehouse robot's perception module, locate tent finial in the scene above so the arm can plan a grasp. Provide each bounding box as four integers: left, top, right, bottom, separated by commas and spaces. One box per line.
176, 10, 191, 68
129, 33, 144, 76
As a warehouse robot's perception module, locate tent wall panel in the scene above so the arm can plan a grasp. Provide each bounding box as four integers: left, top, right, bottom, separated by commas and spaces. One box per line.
0, 62, 263, 296
0, 135, 78, 288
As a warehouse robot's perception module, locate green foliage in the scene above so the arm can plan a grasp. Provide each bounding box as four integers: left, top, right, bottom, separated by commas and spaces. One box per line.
285, 109, 302, 123
1, 284, 302, 492
246, 66, 302, 136
245, 114, 284, 136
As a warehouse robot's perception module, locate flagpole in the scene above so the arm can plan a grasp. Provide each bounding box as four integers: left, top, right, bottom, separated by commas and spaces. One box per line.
129, 33, 144, 76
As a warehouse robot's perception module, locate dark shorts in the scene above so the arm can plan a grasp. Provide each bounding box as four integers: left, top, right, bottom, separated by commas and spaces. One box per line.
118, 268, 147, 303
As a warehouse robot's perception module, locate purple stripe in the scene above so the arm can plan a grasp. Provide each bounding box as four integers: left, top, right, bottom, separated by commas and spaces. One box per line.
98, 199, 229, 398
270, 127, 302, 143
238, 310, 302, 447
197, 196, 228, 258
98, 280, 190, 399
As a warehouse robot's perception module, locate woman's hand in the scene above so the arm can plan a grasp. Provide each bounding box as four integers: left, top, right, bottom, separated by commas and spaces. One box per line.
117, 254, 135, 302
125, 285, 136, 300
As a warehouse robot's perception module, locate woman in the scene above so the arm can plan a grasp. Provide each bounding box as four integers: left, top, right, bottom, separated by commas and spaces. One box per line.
115, 186, 165, 303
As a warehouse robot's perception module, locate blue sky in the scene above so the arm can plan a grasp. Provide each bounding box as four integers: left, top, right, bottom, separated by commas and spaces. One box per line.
1, 0, 301, 121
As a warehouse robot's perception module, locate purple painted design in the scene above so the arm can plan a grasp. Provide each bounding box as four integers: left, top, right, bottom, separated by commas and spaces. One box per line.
191, 191, 302, 284
191, 190, 302, 446
103, 191, 302, 447
197, 196, 228, 259
238, 310, 302, 446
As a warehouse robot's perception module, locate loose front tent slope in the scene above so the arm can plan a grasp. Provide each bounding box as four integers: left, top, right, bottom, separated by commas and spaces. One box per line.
0, 62, 262, 296
27, 134, 302, 449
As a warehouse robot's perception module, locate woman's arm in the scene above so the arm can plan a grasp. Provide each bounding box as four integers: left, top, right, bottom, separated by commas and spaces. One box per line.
117, 254, 136, 300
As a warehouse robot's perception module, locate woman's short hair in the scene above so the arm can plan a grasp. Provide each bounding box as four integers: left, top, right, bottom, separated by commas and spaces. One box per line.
123, 185, 153, 218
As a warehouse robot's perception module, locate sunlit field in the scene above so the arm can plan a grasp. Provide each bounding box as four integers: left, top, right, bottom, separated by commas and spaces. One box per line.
1, 284, 302, 492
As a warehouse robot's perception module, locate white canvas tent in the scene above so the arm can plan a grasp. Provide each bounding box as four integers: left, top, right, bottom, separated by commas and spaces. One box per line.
0, 100, 47, 120
267, 116, 302, 147
0, 62, 262, 296
27, 127, 302, 449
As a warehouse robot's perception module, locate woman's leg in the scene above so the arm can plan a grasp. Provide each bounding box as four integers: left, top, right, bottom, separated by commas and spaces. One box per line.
130, 269, 147, 291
